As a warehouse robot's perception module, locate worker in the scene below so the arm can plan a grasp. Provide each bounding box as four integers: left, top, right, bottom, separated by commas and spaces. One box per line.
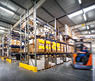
76, 47, 89, 63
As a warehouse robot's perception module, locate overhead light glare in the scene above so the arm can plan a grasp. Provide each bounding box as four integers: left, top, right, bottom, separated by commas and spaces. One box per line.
89, 31, 91, 34
83, 14, 87, 21
68, 5, 95, 18
78, 0, 82, 4
0, 6, 14, 15
0, 30, 4, 33
83, 5, 95, 13
86, 26, 89, 29
68, 10, 83, 18
91, 30, 95, 33
0, 26, 6, 30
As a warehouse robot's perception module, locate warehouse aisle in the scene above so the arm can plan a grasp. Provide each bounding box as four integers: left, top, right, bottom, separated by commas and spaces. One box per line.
0, 60, 92, 81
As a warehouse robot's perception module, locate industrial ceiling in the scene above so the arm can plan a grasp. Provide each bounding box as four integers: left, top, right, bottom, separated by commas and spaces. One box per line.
0, 0, 95, 36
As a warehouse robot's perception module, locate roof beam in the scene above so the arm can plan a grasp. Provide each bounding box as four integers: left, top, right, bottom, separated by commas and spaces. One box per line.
47, 0, 75, 25
9, 0, 27, 10
41, 6, 64, 27
10, 0, 55, 29
12, 0, 46, 29
37, 15, 54, 27
71, 20, 95, 30
0, 18, 14, 25
75, 28, 95, 33
0, 3, 20, 16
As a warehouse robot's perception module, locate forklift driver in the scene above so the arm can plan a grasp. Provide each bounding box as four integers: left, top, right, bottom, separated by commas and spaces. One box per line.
76, 47, 89, 64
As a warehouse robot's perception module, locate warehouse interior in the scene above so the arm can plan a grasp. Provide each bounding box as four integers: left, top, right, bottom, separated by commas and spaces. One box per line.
0, 0, 95, 81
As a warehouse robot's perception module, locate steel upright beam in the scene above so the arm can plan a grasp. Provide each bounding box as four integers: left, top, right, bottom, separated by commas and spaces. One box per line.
54, 18, 57, 65
20, 15, 22, 61
2, 35, 4, 56
33, 6, 37, 67
25, 11, 27, 62
26, 10, 30, 64
55, 18, 57, 40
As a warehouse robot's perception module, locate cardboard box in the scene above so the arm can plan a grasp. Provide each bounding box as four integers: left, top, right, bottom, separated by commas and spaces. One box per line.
51, 42, 56, 53
60, 44, 64, 53
64, 45, 66, 53
10, 39, 16, 45
16, 40, 20, 46
45, 40, 51, 53
29, 39, 45, 53
57, 43, 61, 53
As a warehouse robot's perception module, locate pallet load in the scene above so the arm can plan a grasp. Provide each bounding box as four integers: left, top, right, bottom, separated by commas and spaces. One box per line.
29, 38, 68, 54
57, 43, 61, 53
10, 39, 21, 53
67, 45, 74, 53
16, 40, 20, 46
10, 39, 16, 45
60, 44, 64, 53
51, 41, 56, 53
29, 56, 45, 70
29, 38, 45, 53
45, 40, 51, 53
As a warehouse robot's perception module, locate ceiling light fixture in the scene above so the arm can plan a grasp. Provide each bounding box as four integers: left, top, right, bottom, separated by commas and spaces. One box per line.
0, 6, 14, 15
86, 26, 89, 29
83, 13, 87, 21
83, 5, 95, 13
0, 30, 5, 33
68, 5, 95, 18
68, 10, 83, 18
89, 31, 91, 34
91, 30, 95, 33
78, 0, 82, 4
0, 26, 6, 30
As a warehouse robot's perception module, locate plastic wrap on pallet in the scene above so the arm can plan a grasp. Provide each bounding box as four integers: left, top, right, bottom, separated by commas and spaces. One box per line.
29, 56, 45, 70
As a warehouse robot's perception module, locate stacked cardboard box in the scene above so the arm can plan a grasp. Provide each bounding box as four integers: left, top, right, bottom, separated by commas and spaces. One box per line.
64, 44, 67, 53
57, 43, 61, 53
67, 45, 74, 53
29, 39, 45, 53
10, 39, 21, 46
60, 44, 64, 53
45, 40, 51, 53
16, 40, 20, 46
10, 39, 16, 45
28, 38, 74, 54
52, 42, 56, 53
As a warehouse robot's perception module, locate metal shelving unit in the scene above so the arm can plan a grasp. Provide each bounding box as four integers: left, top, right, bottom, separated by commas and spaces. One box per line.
0, 0, 75, 71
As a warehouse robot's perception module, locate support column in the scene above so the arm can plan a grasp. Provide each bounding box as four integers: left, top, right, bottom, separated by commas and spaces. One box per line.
33, 5, 37, 67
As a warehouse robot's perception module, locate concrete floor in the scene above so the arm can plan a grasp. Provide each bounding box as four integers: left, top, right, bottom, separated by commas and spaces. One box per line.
0, 60, 92, 81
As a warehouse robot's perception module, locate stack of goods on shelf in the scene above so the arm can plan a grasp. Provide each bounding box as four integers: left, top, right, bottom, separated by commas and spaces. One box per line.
60, 43, 64, 53
10, 31, 24, 53
29, 38, 45, 53
56, 42, 61, 53
65, 24, 72, 37
45, 40, 51, 53
10, 39, 21, 53
67, 39, 74, 53
51, 41, 56, 53
29, 37, 66, 54
29, 56, 45, 70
